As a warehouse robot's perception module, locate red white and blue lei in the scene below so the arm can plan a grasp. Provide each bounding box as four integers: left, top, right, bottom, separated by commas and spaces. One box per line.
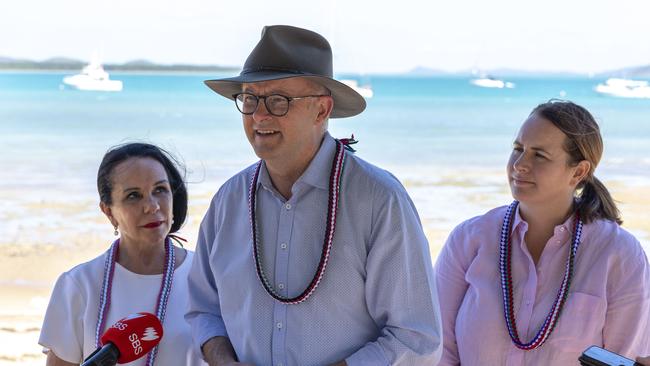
248, 139, 347, 304
499, 200, 583, 350
95, 238, 175, 365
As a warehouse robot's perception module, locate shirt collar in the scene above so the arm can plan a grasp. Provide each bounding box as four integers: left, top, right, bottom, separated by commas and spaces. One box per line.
513, 203, 577, 235
256, 162, 275, 195
299, 132, 336, 190
555, 211, 577, 236
256, 131, 335, 193
512, 204, 527, 232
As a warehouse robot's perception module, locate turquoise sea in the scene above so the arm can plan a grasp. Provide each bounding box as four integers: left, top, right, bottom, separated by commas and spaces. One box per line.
1, 72, 650, 249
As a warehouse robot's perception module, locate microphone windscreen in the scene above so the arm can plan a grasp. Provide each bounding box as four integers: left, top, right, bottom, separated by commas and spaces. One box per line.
100, 312, 163, 364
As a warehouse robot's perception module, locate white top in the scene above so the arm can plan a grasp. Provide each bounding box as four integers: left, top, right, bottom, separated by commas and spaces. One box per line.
39, 249, 206, 366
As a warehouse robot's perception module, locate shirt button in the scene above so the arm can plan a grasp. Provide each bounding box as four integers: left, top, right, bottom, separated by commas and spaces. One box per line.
285, 203, 292, 210
280, 243, 287, 250
278, 283, 285, 289
556, 240, 561, 244
560, 227, 565, 232
277, 322, 283, 329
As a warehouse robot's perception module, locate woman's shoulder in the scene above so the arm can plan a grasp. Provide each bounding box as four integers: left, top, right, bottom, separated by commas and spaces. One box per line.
449, 205, 509, 240
438, 205, 510, 264
180, 248, 194, 268
57, 252, 108, 286
583, 218, 646, 260
44, 252, 108, 319
173, 248, 195, 278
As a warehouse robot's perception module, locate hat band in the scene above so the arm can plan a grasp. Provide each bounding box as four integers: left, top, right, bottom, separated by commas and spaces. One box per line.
241, 66, 330, 77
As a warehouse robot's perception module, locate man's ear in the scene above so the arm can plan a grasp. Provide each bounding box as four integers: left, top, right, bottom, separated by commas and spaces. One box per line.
315, 96, 333, 125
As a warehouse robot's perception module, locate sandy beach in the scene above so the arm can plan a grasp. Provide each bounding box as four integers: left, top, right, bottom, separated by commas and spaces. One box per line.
3, 71, 650, 365
1, 173, 649, 365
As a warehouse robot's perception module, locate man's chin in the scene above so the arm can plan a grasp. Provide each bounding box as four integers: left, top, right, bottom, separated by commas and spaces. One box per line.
251, 146, 280, 162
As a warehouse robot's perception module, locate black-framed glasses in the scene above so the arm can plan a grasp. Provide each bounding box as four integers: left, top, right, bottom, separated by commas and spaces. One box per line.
232, 92, 330, 117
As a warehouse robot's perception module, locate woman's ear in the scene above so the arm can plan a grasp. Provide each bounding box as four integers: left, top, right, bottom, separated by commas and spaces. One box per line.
571, 160, 591, 187
100, 202, 116, 227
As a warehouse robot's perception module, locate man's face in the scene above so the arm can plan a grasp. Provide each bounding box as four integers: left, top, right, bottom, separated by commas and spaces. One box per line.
241, 78, 331, 167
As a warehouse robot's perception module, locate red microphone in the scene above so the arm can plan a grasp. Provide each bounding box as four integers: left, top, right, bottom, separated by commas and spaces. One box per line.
81, 312, 163, 366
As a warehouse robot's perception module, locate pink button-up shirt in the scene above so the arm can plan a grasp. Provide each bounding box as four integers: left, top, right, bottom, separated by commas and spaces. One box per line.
435, 205, 650, 365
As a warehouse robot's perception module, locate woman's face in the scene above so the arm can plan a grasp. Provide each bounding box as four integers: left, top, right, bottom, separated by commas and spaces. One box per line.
507, 114, 588, 208
101, 157, 173, 248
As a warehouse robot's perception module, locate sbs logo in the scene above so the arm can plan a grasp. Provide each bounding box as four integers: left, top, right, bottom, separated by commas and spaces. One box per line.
111, 321, 127, 331
128, 333, 144, 355
141, 327, 160, 341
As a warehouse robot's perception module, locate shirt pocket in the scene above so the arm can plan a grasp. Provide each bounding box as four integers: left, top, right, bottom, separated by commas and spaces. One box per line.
545, 292, 606, 352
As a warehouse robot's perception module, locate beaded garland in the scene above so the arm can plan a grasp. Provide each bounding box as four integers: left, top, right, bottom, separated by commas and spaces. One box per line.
248, 139, 347, 304
95, 238, 175, 366
499, 200, 583, 350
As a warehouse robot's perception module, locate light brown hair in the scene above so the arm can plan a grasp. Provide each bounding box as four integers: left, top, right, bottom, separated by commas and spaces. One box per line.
532, 99, 622, 224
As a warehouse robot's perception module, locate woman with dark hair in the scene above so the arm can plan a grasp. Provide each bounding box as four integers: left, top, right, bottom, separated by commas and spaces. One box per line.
435, 100, 650, 365
39, 143, 205, 365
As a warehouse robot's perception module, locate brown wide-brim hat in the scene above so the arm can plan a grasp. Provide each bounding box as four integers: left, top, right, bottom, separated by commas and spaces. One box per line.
204, 25, 366, 119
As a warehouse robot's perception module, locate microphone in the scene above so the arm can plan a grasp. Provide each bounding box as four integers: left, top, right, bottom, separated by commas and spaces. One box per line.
81, 312, 164, 366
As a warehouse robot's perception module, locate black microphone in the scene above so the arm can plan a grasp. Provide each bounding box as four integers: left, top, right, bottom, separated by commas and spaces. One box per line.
80, 343, 119, 366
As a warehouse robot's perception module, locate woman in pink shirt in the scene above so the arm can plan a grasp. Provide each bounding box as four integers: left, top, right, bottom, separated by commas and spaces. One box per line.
435, 100, 650, 365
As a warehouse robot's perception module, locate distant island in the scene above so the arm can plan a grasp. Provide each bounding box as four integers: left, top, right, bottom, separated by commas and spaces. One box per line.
609, 64, 650, 78
408, 65, 650, 78
0, 56, 239, 73
2, 55, 650, 77
404, 66, 574, 77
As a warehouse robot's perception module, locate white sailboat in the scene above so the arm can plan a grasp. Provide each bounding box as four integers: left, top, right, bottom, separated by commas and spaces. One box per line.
595, 78, 650, 99
63, 55, 123, 92
470, 75, 515, 89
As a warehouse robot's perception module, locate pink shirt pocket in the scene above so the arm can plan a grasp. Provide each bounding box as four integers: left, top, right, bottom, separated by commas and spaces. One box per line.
544, 292, 606, 352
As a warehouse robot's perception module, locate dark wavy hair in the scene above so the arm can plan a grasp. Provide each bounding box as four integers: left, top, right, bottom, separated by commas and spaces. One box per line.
97, 143, 188, 233
531, 99, 621, 224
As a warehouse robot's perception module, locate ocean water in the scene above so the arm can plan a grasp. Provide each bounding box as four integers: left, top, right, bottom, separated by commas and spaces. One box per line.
1, 72, 650, 247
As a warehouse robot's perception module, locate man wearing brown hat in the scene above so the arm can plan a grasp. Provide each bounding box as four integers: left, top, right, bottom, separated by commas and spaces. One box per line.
186, 25, 442, 366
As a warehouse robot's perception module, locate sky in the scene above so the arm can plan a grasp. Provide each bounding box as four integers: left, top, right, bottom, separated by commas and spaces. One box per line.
2, 0, 650, 74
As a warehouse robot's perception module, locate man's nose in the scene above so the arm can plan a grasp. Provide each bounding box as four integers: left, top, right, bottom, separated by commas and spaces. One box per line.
252, 97, 272, 121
